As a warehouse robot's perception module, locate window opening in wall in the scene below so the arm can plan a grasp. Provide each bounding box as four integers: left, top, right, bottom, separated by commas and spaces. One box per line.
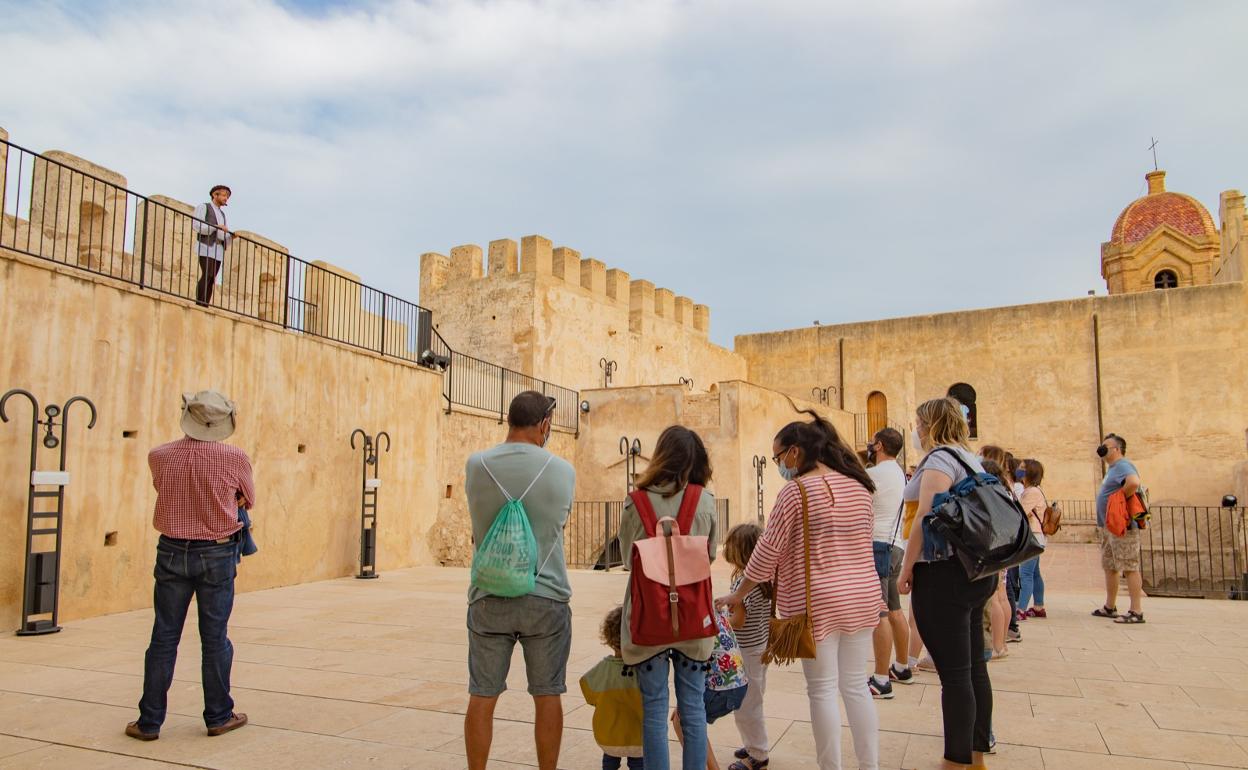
1154, 269, 1178, 289
104, 531, 118, 546
297, 444, 307, 453
946, 383, 978, 439
122, 430, 137, 438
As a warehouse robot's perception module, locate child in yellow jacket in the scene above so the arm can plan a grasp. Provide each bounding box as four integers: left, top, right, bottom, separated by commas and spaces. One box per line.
580, 606, 644, 769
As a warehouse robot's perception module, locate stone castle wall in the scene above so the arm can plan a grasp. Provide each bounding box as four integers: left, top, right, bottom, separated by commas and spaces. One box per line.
419, 236, 747, 393
736, 280, 1248, 506
0, 249, 451, 624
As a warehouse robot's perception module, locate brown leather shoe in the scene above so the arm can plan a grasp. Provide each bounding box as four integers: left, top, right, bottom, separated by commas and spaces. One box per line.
125, 721, 159, 741
206, 712, 247, 736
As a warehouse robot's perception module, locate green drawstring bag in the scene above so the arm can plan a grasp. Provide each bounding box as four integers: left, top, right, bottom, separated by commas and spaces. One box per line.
471, 455, 554, 597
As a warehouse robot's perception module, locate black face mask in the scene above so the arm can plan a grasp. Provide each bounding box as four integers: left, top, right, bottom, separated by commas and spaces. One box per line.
1096, 445, 1109, 458
867, 446, 877, 463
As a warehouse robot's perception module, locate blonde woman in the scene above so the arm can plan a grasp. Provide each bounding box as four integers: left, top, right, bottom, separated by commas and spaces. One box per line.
897, 398, 996, 769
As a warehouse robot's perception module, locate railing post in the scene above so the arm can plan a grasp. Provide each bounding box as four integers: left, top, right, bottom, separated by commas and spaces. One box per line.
281, 253, 291, 330
137, 198, 148, 289
379, 294, 387, 356
499, 368, 506, 424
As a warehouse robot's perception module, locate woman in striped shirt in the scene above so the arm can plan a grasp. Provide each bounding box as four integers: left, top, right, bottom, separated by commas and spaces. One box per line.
720, 410, 883, 770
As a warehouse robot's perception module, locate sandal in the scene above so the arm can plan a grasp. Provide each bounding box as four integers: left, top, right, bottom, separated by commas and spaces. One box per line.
1114, 610, 1145, 624
729, 759, 769, 770
1091, 605, 1118, 618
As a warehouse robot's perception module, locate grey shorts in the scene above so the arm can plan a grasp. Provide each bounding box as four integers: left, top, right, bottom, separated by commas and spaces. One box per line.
879, 545, 904, 613
467, 594, 572, 698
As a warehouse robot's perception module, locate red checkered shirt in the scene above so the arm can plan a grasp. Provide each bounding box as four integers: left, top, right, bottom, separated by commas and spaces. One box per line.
149, 436, 255, 540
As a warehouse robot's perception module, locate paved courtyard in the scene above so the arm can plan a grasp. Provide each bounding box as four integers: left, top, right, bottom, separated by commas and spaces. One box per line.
0, 544, 1246, 769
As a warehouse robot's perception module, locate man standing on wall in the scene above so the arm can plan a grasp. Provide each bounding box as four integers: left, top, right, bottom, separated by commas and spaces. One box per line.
1092, 433, 1146, 624
126, 390, 253, 741
866, 428, 913, 698
192, 185, 232, 306
463, 391, 575, 770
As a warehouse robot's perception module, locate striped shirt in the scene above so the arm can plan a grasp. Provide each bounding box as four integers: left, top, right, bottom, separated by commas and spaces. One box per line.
744, 472, 884, 641
730, 573, 770, 651
149, 437, 255, 540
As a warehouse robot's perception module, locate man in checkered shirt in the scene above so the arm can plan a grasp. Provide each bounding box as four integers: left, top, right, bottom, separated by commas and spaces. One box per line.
126, 390, 255, 742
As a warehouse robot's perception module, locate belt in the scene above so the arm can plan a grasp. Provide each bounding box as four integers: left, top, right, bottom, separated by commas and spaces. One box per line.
159, 532, 241, 547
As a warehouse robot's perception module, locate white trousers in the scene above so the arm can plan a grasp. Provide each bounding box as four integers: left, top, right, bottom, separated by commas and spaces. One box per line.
800, 628, 879, 770
733, 647, 770, 760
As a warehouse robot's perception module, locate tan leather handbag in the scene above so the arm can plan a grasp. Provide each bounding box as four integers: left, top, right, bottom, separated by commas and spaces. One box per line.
761, 478, 822, 665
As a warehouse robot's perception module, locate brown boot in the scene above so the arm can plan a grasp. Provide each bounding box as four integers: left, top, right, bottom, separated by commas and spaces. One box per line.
124, 722, 159, 741
207, 712, 248, 736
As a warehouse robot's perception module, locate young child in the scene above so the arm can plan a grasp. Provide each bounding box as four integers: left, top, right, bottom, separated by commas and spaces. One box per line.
671, 608, 749, 770
724, 524, 771, 770
580, 606, 644, 770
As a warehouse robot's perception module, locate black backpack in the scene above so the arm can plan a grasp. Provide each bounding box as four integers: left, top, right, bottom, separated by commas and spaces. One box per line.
926, 448, 1045, 581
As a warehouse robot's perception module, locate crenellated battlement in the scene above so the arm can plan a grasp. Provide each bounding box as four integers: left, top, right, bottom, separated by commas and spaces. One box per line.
420, 234, 711, 335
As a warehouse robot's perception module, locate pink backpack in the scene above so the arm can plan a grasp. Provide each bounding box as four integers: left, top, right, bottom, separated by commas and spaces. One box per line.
628, 485, 717, 646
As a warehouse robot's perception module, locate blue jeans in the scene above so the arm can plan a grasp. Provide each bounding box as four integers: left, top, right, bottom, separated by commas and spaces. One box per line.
1017, 556, 1044, 611
1005, 566, 1021, 630
636, 650, 706, 770
602, 754, 644, 769
137, 536, 237, 732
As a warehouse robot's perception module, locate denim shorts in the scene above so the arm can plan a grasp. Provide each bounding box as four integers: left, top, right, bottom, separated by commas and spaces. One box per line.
704, 685, 747, 723
467, 594, 572, 697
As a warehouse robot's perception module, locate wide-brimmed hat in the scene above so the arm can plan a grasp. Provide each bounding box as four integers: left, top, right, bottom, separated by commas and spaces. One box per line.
181, 390, 236, 442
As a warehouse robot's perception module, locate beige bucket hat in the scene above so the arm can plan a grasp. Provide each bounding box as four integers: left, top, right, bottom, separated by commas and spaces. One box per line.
181, 390, 236, 442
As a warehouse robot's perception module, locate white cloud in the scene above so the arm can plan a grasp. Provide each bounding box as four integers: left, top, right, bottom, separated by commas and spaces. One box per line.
1, 0, 1246, 350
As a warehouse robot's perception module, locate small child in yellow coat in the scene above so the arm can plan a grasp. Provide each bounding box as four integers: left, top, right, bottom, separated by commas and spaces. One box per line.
580, 605, 645, 770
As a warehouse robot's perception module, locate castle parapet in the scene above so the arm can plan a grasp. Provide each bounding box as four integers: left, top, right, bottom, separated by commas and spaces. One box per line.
420, 233, 712, 336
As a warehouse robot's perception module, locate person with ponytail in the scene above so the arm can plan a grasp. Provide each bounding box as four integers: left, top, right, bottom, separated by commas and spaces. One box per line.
897, 398, 996, 769
719, 409, 882, 770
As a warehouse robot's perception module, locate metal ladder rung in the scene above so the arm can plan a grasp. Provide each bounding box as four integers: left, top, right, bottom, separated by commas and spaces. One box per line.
32, 491, 60, 498
31, 528, 59, 535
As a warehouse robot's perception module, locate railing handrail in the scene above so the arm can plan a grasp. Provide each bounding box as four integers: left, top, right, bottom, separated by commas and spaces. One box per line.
0, 135, 579, 431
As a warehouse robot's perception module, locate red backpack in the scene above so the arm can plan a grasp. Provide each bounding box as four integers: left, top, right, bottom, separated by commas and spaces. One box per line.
628, 484, 717, 647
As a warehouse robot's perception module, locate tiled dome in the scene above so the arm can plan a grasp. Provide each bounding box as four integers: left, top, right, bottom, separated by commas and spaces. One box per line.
1110, 171, 1217, 245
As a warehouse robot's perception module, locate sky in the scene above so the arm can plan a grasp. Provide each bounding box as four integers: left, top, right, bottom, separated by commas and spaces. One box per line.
2, 0, 1246, 349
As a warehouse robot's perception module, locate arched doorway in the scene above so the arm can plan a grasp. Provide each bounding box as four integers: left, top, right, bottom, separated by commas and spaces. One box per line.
946, 383, 978, 438
866, 391, 887, 439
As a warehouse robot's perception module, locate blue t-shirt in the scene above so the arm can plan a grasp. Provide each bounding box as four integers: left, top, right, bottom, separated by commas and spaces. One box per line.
1096, 459, 1140, 527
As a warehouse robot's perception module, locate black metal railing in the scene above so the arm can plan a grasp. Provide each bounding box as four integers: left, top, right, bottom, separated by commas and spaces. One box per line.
854, 414, 907, 468
0, 136, 578, 430
1046, 499, 1247, 599
1140, 505, 1247, 599
565, 497, 733, 570
1050, 499, 1099, 523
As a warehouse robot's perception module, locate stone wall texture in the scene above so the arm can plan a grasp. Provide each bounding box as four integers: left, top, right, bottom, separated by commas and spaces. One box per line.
736, 281, 1248, 505
0, 250, 445, 624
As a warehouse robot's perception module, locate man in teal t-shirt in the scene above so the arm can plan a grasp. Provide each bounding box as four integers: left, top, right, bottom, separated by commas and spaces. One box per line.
1093, 433, 1144, 624
463, 391, 575, 770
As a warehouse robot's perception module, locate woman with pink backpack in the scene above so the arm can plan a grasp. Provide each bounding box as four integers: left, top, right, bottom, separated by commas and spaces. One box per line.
618, 425, 720, 770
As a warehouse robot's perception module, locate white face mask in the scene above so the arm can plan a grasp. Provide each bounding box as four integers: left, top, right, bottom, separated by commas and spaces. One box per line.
912, 427, 924, 452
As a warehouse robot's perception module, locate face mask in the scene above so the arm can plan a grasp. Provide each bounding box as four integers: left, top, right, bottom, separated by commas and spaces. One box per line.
540, 419, 552, 448
866, 446, 877, 464
1014, 468, 1026, 481
912, 428, 924, 452
1096, 445, 1108, 458
776, 448, 797, 481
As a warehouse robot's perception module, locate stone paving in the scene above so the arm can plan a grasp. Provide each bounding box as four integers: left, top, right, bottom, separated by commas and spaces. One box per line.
0, 544, 1246, 769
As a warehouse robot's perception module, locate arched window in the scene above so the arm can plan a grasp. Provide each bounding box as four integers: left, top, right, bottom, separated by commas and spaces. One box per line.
1154, 270, 1178, 289
866, 391, 888, 439
946, 383, 978, 439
